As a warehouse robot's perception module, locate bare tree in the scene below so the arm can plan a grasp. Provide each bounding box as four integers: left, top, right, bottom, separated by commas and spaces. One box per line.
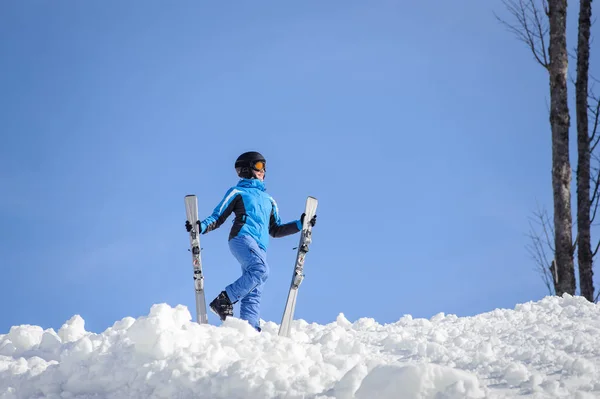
588, 87, 600, 302
548, 0, 575, 296
530, 93, 600, 304
497, 0, 576, 296
591, 91, 600, 238
576, 0, 594, 301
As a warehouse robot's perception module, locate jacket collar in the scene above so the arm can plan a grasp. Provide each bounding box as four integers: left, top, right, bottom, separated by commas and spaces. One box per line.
237, 178, 266, 191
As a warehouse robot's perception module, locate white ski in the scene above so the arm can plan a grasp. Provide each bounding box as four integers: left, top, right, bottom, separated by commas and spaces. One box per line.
279, 196, 318, 337
184, 195, 208, 324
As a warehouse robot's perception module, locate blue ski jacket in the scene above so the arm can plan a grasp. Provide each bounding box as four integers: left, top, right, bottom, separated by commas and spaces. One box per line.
199, 178, 301, 251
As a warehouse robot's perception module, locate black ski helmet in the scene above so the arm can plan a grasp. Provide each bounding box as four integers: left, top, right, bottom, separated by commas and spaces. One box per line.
235, 151, 266, 179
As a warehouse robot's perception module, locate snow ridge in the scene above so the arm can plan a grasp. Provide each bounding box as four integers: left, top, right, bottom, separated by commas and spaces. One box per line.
1, 295, 599, 398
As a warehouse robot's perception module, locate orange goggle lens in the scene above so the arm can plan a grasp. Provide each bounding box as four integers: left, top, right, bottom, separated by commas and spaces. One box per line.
252, 161, 266, 171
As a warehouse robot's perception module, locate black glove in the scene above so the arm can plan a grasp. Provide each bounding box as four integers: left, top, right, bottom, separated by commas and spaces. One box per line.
185, 220, 201, 232
301, 213, 317, 227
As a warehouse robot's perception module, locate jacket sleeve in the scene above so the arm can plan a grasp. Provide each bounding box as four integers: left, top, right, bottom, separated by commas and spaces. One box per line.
201, 187, 241, 234
269, 197, 301, 238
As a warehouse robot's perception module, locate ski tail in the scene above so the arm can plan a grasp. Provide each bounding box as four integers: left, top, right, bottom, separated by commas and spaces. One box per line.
279, 196, 318, 337
184, 195, 209, 324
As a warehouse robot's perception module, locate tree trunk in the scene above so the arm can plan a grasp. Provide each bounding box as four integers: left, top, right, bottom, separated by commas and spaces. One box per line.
548, 0, 575, 296
576, 0, 594, 301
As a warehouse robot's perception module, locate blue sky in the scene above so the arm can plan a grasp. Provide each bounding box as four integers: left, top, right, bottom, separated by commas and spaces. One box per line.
1, 1, 597, 333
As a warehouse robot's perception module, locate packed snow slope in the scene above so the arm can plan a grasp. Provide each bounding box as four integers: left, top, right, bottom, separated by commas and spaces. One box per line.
1, 295, 600, 399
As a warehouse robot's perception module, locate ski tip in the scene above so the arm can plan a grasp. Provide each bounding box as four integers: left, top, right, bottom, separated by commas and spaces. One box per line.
185, 194, 197, 199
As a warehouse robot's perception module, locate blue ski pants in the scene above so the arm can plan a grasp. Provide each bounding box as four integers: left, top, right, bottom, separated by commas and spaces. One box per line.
225, 235, 269, 331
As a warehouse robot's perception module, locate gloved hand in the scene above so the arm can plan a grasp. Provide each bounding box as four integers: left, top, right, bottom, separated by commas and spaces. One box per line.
301, 213, 317, 227
185, 220, 201, 232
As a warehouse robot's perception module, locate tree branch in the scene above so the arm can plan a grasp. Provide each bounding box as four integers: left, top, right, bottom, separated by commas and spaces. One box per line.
530, 0, 549, 67
525, 204, 556, 294
590, 94, 600, 151
496, 0, 550, 69
592, 239, 600, 258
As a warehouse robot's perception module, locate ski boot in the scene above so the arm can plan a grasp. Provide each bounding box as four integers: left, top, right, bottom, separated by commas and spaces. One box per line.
210, 291, 233, 321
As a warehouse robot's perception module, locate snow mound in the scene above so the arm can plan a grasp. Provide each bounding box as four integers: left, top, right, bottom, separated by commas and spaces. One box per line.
1, 295, 599, 398
354, 363, 485, 399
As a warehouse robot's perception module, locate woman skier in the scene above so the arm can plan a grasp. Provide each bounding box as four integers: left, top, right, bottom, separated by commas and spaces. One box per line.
185, 151, 316, 331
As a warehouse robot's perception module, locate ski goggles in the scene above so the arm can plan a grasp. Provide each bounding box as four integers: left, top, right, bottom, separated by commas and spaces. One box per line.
252, 160, 266, 171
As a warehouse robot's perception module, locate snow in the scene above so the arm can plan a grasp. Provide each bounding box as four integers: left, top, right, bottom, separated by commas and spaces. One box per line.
1, 295, 600, 398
